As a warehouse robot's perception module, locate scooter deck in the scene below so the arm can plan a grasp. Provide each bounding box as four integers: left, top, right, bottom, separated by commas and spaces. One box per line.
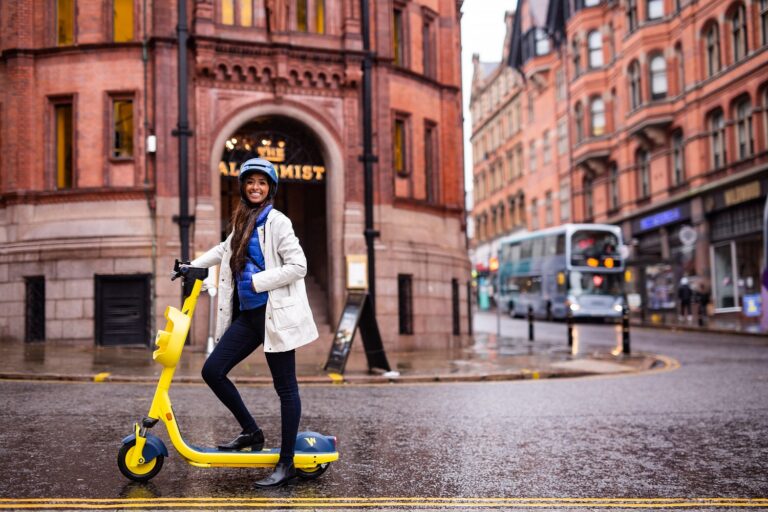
183, 444, 338, 469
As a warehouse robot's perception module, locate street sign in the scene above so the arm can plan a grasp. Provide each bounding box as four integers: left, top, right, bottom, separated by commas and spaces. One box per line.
324, 291, 391, 375
679, 225, 697, 246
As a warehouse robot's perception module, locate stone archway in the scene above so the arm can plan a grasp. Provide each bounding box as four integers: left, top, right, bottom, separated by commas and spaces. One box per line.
205, 101, 345, 325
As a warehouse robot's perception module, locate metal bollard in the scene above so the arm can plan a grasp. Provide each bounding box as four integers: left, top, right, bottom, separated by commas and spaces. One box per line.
567, 307, 574, 347
622, 304, 631, 355
527, 305, 534, 342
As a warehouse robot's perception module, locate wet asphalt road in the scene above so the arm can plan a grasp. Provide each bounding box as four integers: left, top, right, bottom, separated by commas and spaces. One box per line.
0, 319, 767, 510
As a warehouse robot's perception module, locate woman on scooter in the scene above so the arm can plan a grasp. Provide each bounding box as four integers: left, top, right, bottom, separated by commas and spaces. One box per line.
189, 157, 318, 488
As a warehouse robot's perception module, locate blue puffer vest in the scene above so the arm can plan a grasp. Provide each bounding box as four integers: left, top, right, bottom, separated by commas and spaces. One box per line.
237, 205, 272, 311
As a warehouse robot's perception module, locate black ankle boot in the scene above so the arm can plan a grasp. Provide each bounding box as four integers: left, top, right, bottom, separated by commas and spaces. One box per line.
254, 461, 296, 488
217, 429, 265, 451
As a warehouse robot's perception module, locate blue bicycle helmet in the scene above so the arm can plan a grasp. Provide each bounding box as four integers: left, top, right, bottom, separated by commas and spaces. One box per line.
238, 158, 278, 203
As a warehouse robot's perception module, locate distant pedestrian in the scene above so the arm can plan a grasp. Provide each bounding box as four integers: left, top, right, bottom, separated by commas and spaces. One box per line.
678, 277, 693, 323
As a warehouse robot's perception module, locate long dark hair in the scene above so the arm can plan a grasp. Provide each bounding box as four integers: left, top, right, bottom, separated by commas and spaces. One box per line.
230, 197, 272, 277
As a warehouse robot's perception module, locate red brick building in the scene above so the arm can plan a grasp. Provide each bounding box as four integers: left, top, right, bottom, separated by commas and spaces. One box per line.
0, 0, 470, 350
471, 0, 767, 321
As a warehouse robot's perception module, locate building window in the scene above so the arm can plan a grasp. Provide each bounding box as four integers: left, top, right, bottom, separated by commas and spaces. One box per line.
557, 118, 568, 155
588, 30, 603, 68
556, 68, 566, 101
607, 23, 616, 61
297, 0, 308, 31
734, 97, 754, 159
636, 148, 650, 199
672, 130, 685, 186
535, 28, 550, 56
529, 141, 537, 173
542, 130, 551, 164
572, 38, 582, 77
574, 102, 584, 142
112, 99, 134, 159
422, 10, 437, 79
515, 145, 523, 178
393, 115, 409, 176
583, 175, 593, 220
649, 54, 667, 100
113, 0, 134, 41
221, 0, 235, 24
708, 109, 727, 168
528, 92, 535, 123
545, 191, 553, 227
705, 22, 721, 77
393, 7, 406, 67
627, 0, 638, 32
316, 0, 325, 33
730, 4, 748, 63
25, 276, 46, 342
560, 180, 570, 221
629, 60, 642, 110
675, 43, 685, 94
221, 0, 253, 26
424, 121, 440, 204
761, 0, 768, 46
590, 96, 606, 136
647, 0, 664, 20
451, 278, 460, 336
397, 274, 414, 335
530, 198, 539, 230
57, 0, 75, 45
54, 102, 74, 189
763, 87, 768, 148
609, 162, 619, 210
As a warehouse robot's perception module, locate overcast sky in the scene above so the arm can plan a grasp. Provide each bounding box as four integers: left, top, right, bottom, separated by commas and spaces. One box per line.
460, 0, 516, 199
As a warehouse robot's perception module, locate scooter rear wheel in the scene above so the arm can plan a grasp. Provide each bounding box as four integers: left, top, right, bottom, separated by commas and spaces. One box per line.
296, 463, 329, 480
118, 440, 164, 482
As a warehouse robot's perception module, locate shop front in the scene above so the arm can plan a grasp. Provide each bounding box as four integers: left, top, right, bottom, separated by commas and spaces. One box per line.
705, 177, 767, 316
626, 203, 695, 321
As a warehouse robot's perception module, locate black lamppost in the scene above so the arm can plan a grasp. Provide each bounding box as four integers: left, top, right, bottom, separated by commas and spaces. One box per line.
360, 0, 379, 312
174, 0, 194, 261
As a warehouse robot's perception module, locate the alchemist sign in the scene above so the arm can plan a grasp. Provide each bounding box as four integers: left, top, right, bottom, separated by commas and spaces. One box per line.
220, 134, 326, 183
219, 161, 326, 182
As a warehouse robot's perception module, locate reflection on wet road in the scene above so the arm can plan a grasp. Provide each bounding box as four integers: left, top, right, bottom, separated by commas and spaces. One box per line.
1, 322, 767, 510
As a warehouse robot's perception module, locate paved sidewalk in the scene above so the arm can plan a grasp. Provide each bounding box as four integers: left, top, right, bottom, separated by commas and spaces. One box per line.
0, 320, 667, 385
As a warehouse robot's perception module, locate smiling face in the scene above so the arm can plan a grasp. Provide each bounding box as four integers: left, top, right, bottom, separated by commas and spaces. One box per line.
243, 173, 271, 205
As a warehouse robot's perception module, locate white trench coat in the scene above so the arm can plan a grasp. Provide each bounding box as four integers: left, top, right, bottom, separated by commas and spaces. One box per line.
192, 209, 319, 352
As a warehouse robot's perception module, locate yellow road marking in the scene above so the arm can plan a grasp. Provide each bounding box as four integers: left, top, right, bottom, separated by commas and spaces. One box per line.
1, 497, 767, 509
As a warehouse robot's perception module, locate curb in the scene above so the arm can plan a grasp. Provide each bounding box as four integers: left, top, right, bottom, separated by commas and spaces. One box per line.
630, 321, 766, 338
0, 353, 672, 385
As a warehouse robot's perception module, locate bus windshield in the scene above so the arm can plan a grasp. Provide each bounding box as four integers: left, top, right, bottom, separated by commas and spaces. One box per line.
569, 271, 623, 297
570, 230, 620, 267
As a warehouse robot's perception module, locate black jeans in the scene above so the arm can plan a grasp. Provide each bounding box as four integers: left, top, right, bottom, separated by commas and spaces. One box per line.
201, 306, 301, 462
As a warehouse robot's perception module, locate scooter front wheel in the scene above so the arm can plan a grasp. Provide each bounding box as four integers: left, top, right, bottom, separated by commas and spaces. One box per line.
296, 463, 329, 480
117, 440, 164, 482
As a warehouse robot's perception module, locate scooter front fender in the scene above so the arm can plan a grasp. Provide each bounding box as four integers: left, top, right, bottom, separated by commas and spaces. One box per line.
121, 433, 169, 462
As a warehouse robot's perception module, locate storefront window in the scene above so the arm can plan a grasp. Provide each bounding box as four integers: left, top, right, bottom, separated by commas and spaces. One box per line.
713, 243, 736, 309
711, 236, 765, 313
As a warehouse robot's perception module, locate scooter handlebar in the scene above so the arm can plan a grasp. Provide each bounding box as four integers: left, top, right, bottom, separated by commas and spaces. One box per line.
172, 259, 209, 282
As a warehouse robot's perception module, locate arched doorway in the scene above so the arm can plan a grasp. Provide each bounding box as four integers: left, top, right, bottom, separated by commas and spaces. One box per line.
218, 115, 329, 318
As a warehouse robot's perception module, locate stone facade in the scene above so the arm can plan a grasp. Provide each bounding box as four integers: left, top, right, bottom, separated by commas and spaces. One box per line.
0, 0, 471, 350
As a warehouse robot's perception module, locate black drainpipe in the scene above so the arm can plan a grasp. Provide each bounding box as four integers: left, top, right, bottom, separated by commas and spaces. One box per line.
360, 0, 380, 312
173, 0, 194, 261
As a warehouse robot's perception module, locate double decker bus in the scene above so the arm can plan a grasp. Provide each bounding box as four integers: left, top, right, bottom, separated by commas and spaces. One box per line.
496, 224, 625, 321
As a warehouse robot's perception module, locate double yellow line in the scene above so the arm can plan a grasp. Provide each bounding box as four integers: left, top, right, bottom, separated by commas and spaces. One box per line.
2, 497, 767, 509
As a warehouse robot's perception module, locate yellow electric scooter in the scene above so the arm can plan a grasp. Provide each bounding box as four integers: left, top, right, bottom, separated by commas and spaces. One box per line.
117, 262, 339, 483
